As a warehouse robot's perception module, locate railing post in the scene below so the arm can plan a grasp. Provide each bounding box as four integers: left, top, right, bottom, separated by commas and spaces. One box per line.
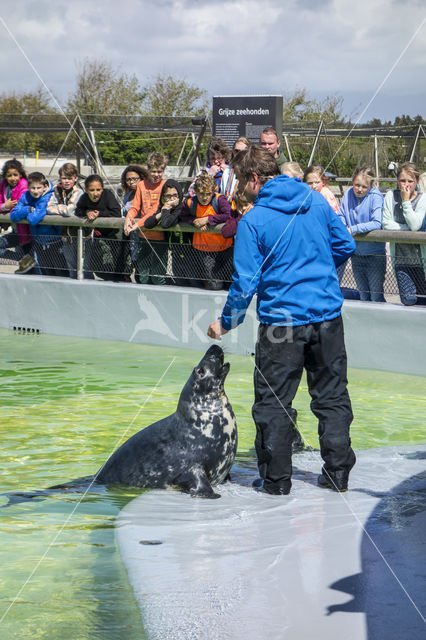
374, 135, 380, 179
283, 135, 292, 162
308, 120, 323, 166
77, 227, 83, 281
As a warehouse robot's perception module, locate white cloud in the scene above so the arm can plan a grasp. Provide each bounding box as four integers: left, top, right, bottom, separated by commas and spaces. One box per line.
0, 0, 424, 120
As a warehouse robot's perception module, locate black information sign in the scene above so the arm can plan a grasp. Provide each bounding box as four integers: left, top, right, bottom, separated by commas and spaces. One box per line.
212, 95, 283, 148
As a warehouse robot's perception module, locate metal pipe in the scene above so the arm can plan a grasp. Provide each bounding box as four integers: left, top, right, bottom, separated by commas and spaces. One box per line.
283, 135, 292, 162
1, 214, 425, 244
308, 120, 323, 166
76, 227, 83, 281
374, 135, 380, 178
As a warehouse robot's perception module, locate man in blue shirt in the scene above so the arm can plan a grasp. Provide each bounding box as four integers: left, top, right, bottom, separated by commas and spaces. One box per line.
207, 147, 356, 495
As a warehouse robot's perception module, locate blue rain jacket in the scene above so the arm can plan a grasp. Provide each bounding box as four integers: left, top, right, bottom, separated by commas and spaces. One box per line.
10, 183, 61, 244
221, 175, 356, 329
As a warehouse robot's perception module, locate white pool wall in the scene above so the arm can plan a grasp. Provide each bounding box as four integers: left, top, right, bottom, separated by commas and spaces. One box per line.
0, 274, 425, 376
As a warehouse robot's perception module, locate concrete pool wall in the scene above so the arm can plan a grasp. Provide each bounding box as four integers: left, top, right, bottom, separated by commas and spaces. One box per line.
1, 273, 425, 376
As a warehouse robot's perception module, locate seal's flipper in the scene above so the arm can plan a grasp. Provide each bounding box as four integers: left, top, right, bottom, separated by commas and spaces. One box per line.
0, 491, 46, 508
174, 468, 221, 499
1, 477, 96, 509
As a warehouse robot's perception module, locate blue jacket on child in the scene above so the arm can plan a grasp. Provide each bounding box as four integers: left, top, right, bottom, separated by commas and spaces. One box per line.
337, 186, 385, 255
10, 183, 60, 245
221, 175, 356, 330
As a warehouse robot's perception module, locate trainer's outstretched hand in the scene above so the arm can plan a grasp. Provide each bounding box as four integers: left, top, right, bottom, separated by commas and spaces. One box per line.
207, 320, 228, 341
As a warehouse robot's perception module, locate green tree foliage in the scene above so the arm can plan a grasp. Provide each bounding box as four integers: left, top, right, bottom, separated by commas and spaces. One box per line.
282, 87, 345, 124
97, 131, 196, 166
367, 114, 425, 127
96, 74, 209, 165
0, 87, 51, 114
141, 74, 209, 117
0, 87, 65, 154
67, 58, 144, 115
393, 114, 424, 127
282, 88, 425, 178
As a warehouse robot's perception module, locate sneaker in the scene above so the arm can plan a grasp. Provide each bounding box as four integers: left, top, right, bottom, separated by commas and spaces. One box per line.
15, 255, 36, 274
317, 471, 348, 493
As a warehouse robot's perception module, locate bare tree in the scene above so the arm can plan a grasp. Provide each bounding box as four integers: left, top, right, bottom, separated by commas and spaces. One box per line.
67, 58, 144, 115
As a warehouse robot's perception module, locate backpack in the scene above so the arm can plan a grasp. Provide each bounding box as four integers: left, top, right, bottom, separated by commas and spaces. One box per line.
188, 193, 220, 218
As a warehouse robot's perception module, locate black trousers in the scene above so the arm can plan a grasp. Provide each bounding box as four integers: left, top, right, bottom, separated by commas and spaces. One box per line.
252, 316, 355, 493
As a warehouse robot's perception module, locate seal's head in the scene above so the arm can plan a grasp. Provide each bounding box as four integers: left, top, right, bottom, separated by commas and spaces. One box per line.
180, 346, 230, 407
194, 345, 230, 394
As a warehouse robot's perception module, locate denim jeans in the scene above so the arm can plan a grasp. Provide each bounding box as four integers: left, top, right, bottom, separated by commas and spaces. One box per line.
351, 253, 386, 302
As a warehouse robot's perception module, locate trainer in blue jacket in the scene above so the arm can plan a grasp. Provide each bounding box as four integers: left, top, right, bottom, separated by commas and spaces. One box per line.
208, 146, 356, 495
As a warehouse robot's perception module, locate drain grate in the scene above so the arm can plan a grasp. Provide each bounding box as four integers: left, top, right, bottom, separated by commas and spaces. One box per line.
11, 326, 41, 334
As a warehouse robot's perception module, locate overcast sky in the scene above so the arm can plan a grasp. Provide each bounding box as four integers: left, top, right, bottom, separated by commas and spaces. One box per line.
0, 0, 425, 122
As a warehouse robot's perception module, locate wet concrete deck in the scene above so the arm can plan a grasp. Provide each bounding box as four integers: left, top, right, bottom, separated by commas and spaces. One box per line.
117, 445, 425, 640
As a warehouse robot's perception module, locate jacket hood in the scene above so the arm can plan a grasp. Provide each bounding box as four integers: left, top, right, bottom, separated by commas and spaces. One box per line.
29, 181, 54, 202
160, 179, 183, 206
255, 174, 312, 215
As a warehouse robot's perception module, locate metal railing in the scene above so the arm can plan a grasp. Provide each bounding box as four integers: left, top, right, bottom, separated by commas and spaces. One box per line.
1, 214, 425, 303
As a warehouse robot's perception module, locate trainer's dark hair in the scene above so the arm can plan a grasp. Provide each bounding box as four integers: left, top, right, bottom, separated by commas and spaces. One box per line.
233, 145, 280, 185
2, 158, 27, 181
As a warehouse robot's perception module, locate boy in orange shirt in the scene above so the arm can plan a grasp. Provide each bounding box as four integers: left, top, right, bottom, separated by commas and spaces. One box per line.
179, 174, 233, 290
124, 152, 168, 284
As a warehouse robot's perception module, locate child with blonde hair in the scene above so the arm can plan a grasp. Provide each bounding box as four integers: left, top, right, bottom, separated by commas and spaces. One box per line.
179, 173, 232, 289
47, 162, 84, 278
382, 162, 426, 305
304, 165, 339, 212
281, 161, 303, 179
124, 152, 168, 285
338, 167, 385, 302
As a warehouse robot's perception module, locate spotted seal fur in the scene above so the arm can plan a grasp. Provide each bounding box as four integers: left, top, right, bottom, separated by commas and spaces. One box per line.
96, 345, 237, 498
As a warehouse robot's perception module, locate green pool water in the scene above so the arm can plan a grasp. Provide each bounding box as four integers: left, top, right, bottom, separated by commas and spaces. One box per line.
0, 330, 425, 639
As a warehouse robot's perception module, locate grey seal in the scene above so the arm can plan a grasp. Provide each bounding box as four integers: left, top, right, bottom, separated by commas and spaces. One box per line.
96, 345, 237, 498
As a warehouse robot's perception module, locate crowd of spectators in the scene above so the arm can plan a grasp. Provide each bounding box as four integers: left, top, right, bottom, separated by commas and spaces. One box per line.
0, 127, 425, 306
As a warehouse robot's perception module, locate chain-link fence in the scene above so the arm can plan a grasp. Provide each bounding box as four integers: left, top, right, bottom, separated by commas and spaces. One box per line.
1, 222, 425, 305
